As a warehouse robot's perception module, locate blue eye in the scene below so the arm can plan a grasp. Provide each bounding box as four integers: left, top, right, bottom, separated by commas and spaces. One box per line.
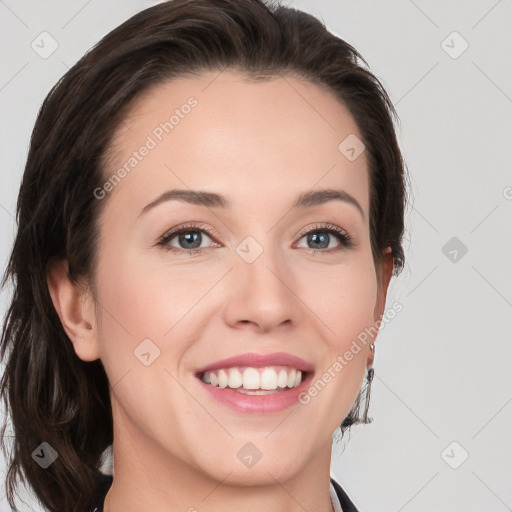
157, 222, 353, 256
295, 223, 354, 254
157, 223, 216, 256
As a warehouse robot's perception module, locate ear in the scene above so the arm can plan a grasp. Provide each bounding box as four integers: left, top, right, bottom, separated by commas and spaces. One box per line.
368, 247, 394, 367
47, 258, 101, 362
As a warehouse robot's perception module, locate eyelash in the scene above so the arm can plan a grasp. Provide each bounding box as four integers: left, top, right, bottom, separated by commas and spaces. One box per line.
156, 222, 354, 256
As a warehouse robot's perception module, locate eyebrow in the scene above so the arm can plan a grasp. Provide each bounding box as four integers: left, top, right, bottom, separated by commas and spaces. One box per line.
138, 188, 364, 219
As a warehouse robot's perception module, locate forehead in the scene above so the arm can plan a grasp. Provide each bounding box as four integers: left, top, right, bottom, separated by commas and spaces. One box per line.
113, 69, 363, 143
102, 70, 369, 217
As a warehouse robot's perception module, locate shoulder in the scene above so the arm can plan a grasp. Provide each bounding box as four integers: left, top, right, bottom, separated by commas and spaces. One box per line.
330, 476, 361, 512
90, 473, 113, 512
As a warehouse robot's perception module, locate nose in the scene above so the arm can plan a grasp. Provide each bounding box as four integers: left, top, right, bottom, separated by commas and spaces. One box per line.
222, 240, 300, 333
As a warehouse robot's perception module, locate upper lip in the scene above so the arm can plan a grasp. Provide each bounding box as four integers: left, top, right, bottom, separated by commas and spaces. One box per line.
195, 352, 314, 375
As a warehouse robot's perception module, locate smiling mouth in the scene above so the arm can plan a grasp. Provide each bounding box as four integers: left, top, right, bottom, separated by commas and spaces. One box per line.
196, 365, 309, 394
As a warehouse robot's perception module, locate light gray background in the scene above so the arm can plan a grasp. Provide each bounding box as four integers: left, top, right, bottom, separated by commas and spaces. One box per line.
1, 1, 511, 511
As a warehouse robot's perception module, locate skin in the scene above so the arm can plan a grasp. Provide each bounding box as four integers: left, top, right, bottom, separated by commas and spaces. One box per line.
48, 70, 394, 512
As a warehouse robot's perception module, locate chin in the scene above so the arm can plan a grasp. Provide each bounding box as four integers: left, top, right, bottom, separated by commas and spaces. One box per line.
194, 440, 308, 487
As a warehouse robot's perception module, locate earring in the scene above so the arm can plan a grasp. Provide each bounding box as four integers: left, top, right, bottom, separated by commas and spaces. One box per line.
362, 343, 375, 423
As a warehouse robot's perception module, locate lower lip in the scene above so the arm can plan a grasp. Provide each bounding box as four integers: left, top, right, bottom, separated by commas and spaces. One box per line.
196, 372, 314, 414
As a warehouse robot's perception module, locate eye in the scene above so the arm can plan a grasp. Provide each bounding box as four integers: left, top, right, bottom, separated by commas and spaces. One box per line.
156, 223, 219, 256
295, 223, 353, 254
156, 221, 353, 256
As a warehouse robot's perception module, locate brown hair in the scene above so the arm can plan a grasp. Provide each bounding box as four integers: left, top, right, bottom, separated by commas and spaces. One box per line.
0, 0, 408, 510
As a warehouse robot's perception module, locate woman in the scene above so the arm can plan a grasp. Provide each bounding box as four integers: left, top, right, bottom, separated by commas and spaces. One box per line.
0, 0, 408, 510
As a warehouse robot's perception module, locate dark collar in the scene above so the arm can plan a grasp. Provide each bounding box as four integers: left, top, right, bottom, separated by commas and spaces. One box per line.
91, 473, 112, 512
330, 477, 360, 512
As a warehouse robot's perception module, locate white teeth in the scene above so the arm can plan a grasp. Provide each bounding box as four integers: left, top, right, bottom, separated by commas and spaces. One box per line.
200, 366, 305, 391
277, 369, 288, 388
260, 368, 278, 390
218, 369, 228, 389
286, 368, 296, 388
228, 368, 243, 388
243, 368, 260, 389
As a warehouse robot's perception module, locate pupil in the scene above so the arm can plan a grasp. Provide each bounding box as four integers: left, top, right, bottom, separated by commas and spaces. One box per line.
310, 232, 328, 249
180, 231, 201, 249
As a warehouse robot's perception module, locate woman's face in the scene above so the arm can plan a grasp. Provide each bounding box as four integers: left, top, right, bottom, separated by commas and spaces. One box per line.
87, 70, 392, 485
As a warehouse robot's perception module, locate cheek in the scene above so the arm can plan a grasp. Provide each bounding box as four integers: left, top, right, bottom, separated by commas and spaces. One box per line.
92, 253, 203, 441
96, 245, 202, 333
297, 255, 378, 345
293, 259, 377, 434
